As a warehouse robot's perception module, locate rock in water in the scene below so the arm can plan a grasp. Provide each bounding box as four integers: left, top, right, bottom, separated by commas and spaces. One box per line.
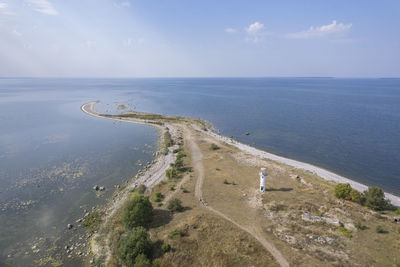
67, 224, 73, 229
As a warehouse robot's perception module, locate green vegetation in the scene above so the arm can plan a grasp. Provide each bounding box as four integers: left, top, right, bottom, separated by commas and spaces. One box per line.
334, 183, 352, 199
133, 254, 151, 267
166, 168, 178, 179
153, 192, 164, 202
375, 225, 386, 234
161, 243, 171, 253
122, 194, 153, 229
135, 184, 146, 194
168, 228, 181, 239
395, 208, 400, 215
180, 187, 189, 193
363, 186, 391, 211
167, 198, 184, 212
355, 221, 367, 230
117, 227, 152, 266
223, 179, 229, 184
349, 189, 362, 203
210, 143, 220, 150
82, 211, 101, 234
169, 184, 176, 191
338, 226, 352, 238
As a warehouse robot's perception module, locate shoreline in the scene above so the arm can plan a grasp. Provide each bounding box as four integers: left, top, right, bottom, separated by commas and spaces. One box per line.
81, 101, 400, 207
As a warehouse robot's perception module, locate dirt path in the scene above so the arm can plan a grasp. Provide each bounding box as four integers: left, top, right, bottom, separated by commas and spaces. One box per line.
185, 126, 289, 267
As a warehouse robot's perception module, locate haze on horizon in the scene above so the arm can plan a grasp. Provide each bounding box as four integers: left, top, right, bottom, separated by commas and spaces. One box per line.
0, 0, 399, 78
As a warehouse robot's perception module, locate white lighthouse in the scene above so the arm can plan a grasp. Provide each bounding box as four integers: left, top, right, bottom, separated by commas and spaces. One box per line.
259, 168, 267, 192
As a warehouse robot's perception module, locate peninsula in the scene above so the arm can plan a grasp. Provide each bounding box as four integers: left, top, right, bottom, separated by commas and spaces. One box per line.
81, 101, 400, 267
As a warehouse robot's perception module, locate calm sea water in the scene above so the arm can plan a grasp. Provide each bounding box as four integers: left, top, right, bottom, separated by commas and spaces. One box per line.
1, 77, 399, 265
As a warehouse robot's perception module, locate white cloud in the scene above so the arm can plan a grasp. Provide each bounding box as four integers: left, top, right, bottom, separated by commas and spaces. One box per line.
13, 29, 22, 37
84, 40, 96, 49
225, 28, 237, 33
245, 21, 266, 43
246, 21, 264, 34
28, 0, 58, 16
286, 20, 352, 39
114, 1, 131, 8
0, 2, 8, 9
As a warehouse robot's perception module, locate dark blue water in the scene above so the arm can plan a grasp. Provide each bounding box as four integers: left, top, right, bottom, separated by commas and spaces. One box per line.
1, 77, 399, 265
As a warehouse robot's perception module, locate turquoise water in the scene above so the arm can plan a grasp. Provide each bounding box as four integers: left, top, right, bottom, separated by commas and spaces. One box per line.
1, 77, 400, 265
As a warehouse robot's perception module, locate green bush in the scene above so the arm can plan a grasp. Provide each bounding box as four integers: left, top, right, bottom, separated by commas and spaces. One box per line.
338, 226, 352, 238
355, 221, 367, 230
167, 198, 184, 212
334, 183, 352, 199
168, 229, 181, 239
395, 208, 400, 215
349, 189, 362, 203
363, 186, 391, 211
122, 194, 153, 229
161, 243, 171, 253
169, 184, 176, 191
82, 211, 101, 234
133, 254, 151, 267
166, 168, 177, 179
136, 184, 146, 194
153, 192, 164, 202
117, 227, 152, 266
375, 225, 386, 233
210, 144, 220, 150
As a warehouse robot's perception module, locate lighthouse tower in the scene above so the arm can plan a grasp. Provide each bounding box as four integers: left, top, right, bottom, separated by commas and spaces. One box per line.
259, 168, 267, 192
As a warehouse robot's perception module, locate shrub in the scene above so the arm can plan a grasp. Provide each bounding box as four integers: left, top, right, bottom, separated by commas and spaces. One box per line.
395, 208, 400, 215
169, 184, 176, 191
363, 186, 391, 211
122, 194, 153, 229
82, 211, 101, 234
117, 227, 152, 266
349, 189, 362, 203
338, 226, 352, 238
355, 221, 367, 230
136, 184, 146, 194
166, 168, 177, 179
223, 179, 229, 184
133, 254, 151, 267
210, 144, 220, 150
161, 243, 171, 253
167, 198, 184, 212
169, 229, 181, 239
375, 225, 386, 233
181, 187, 189, 193
334, 183, 352, 199
153, 192, 164, 202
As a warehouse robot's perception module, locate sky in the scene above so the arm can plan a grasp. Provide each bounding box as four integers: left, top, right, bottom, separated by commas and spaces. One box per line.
0, 0, 399, 77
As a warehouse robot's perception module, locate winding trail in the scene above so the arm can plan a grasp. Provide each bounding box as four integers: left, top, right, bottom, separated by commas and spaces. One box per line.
185, 127, 289, 267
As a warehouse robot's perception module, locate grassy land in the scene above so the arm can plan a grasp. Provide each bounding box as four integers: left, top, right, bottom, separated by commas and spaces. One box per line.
93, 108, 400, 266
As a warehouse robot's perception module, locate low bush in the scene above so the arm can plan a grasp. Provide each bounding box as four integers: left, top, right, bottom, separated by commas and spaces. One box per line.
349, 189, 362, 203
210, 143, 220, 150
122, 194, 153, 229
169, 229, 181, 239
136, 184, 146, 194
355, 221, 367, 230
133, 254, 151, 267
169, 184, 176, 191
153, 192, 164, 202
363, 186, 391, 211
338, 226, 352, 238
334, 183, 352, 199
161, 243, 171, 253
167, 198, 184, 212
396, 208, 400, 215
166, 168, 178, 179
223, 179, 229, 184
117, 227, 152, 266
375, 225, 386, 233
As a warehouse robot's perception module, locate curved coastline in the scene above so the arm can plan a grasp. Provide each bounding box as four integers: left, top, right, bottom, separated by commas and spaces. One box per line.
81, 101, 400, 207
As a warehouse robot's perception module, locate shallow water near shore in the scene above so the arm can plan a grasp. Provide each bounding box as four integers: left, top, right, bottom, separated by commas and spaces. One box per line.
0, 81, 158, 266
1, 77, 400, 265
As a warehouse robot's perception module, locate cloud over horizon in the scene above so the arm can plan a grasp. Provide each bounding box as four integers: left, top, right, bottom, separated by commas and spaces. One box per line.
286, 20, 352, 39
28, 0, 58, 16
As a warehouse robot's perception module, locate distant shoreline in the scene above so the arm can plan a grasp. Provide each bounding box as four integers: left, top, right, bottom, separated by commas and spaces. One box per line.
81, 101, 400, 207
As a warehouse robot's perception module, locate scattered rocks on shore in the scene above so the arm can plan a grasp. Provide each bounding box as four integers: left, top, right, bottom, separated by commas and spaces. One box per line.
67, 224, 73, 229
93, 185, 105, 191
301, 213, 340, 226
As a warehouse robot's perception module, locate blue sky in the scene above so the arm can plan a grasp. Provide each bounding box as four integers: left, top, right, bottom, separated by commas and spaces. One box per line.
0, 0, 399, 77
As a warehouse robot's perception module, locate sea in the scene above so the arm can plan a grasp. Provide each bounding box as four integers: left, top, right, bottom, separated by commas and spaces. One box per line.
0, 77, 399, 265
